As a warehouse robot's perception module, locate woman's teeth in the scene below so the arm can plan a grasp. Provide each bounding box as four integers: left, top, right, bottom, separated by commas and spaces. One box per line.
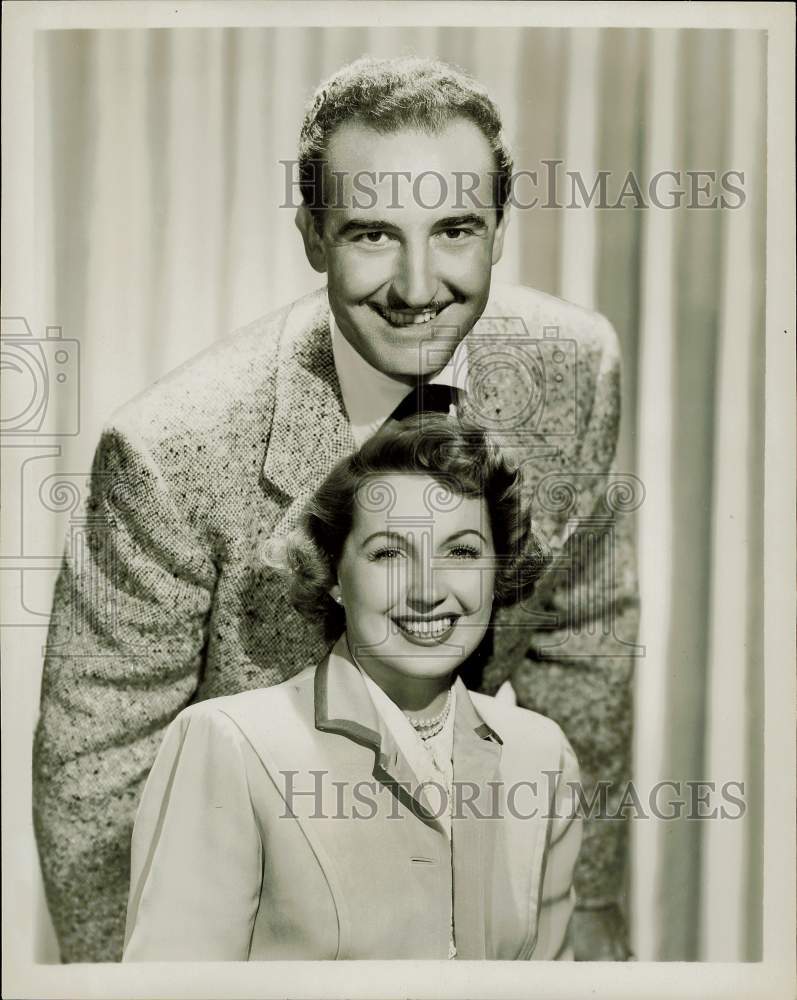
396, 616, 455, 637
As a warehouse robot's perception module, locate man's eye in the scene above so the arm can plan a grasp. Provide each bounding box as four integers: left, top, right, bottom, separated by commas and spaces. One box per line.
355, 231, 391, 246
369, 546, 405, 561
440, 228, 472, 241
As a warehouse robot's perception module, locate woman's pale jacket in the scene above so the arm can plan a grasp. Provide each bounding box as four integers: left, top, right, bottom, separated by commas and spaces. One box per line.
123, 639, 582, 961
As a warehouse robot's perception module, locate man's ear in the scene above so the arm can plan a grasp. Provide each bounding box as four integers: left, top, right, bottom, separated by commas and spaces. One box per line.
295, 204, 328, 274
491, 204, 511, 266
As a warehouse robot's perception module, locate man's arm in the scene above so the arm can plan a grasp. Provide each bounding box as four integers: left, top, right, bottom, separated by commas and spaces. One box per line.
33, 423, 216, 962
517, 514, 638, 960
487, 314, 639, 960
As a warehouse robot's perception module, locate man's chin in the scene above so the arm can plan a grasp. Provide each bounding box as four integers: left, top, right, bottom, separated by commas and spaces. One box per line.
379, 360, 452, 382
335, 308, 474, 378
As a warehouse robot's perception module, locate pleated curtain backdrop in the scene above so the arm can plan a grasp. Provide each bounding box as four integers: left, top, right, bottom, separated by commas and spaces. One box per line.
29, 26, 765, 962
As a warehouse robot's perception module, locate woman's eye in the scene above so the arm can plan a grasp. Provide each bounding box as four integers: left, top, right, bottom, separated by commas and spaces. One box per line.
369, 546, 405, 561
447, 544, 481, 559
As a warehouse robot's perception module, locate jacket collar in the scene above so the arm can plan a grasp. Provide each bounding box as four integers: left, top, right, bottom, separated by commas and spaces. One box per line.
314, 635, 502, 780
450, 668, 503, 960
261, 288, 357, 516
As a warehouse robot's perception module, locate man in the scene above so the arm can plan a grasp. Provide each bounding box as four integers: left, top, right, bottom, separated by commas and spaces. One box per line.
33, 56, 637, 963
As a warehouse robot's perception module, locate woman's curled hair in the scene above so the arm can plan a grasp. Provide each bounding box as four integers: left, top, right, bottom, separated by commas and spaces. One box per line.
281, 413, 550, 639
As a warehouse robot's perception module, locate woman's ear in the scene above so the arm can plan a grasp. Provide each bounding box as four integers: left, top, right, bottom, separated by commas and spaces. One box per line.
295, 204, 328, 273
329, 582, 342, 605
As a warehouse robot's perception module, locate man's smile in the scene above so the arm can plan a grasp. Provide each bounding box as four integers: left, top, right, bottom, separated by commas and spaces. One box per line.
367, 301, 453, 328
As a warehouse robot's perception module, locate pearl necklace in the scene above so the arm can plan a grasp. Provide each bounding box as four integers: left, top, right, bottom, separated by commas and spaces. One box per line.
406, 688, 453, 740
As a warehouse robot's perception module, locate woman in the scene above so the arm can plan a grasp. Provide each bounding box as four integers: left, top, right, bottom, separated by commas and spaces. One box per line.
123, 415, 582, 961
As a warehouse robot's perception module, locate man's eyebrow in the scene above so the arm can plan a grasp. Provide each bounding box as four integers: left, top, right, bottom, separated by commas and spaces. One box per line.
334, 214, 489, 239
335, 219, 395, 238
434, 214, 489, 231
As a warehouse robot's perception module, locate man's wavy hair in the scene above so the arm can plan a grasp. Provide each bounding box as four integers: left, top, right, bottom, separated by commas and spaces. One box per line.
298, 55, 514, 231
280, 414, 549, 641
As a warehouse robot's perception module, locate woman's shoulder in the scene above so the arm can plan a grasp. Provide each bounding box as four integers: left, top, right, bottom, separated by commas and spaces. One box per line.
469, 691, 580, 785
469, 690, 571, 753
175, 664, 318, 732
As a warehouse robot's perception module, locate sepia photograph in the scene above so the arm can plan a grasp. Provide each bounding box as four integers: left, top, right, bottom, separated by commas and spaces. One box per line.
2, 2, 794, 998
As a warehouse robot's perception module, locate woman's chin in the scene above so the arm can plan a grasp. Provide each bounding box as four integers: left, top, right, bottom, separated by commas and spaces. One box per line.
377, 643, 473, 681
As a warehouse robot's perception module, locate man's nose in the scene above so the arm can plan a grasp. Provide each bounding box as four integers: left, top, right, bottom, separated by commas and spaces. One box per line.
392, 240, 437, 308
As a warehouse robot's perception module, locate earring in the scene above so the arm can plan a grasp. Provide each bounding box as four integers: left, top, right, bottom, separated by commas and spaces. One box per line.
335, 595, 344, 606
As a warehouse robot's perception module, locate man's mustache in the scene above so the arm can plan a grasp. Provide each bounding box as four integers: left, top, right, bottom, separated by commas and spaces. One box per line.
376, 294, 459, 313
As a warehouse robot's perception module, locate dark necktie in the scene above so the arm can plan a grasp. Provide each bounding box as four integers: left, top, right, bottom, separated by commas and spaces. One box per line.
387, 382, 458, 424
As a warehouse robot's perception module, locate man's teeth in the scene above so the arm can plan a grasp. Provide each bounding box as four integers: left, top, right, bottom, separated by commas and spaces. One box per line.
385, 308, 439, 326
397, 616, 455, 637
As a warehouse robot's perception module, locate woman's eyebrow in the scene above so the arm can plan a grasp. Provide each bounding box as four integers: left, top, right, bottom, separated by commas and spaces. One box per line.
440, 528, 488, 546
360, 530, 408, 548
359, 528, 488, 549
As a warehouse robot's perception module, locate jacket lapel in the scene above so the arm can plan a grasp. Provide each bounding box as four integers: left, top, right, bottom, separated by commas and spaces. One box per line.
450, 675, 503, 960
262, 290, 357, 534
314, 640, 446, 830
316, 643, 508, 957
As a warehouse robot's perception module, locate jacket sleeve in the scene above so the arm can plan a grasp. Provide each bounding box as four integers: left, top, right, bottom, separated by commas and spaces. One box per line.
490, 315, 639, 923
32, 423, 217, 962
123, 705, 263, 961
531, 734, 583, 960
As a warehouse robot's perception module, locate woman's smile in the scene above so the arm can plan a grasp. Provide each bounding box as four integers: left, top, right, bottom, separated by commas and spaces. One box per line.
332, 472, 495, 699
391, 613, 459, 645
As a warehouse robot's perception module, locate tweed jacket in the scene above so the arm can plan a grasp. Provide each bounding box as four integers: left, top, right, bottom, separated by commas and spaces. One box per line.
33, 282, 639, 962
123, 639, 582, 961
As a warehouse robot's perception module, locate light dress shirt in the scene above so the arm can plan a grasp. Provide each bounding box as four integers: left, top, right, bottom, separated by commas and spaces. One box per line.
329, 309, 468, 446
345, 648, 458, 959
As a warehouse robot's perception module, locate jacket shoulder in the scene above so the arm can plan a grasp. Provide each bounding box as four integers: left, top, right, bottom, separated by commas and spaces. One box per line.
187, 666, 317, 730
470, 690, 570, 759
488, 282, 619, 360
106, 288, 326, 450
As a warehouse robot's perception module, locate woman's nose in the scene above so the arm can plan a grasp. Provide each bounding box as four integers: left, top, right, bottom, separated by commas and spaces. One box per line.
405, 549, 447, 611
